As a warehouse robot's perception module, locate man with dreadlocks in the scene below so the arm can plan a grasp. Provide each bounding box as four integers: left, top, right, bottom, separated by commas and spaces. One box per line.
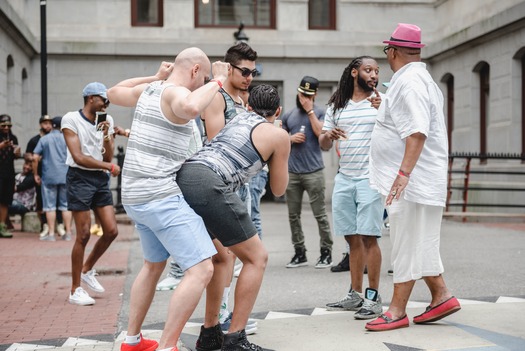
178, 84, 290, 351
319, 56, 385, 321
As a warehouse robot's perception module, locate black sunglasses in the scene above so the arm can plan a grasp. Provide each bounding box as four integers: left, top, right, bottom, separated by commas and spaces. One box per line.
383, 46, 397, 55
231, 64, 258, 78
94, 95, 110, 106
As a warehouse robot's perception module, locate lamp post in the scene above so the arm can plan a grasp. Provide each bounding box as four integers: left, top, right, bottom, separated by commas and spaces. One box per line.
233, 22, 249, 43
40, 0, 47, 117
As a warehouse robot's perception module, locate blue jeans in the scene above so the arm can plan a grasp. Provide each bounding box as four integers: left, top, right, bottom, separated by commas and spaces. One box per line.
286, 170, 333, 252
249, 169, 268, 238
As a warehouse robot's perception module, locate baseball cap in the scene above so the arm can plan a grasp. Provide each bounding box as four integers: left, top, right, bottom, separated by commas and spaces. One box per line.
52, 116, 62, 129
39, 115, 52, 124
82, 82, 108, 99
297, 76, 319, 96
0, 114, 12, 126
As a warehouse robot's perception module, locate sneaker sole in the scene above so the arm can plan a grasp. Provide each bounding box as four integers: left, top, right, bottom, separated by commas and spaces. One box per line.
314, 263, 332, 269
325, 306, 360, 311
285, 262, 308, 268
69, 298, 95, 306
156, 285, 178, 291
354, 312, 382, 320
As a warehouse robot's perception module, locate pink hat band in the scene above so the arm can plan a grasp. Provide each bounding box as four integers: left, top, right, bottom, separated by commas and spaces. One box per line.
383, 23, 425, 48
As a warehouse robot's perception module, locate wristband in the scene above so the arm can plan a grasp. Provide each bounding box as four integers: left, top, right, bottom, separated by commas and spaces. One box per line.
110, 163, 115, 173
307, 109, 315, 115
210, 79, 223, 89
398, 169, 410, 178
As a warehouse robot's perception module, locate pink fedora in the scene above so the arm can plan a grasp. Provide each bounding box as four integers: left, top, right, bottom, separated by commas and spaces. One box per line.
383, 23, 425, 48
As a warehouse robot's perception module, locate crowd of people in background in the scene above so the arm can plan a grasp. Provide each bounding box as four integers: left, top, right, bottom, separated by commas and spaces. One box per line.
0, 22, 461, 351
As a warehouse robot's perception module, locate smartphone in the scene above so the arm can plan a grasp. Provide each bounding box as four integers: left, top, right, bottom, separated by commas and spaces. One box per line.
96, 112, 107, 124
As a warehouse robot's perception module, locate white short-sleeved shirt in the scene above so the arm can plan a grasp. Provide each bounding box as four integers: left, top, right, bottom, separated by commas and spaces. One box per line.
323, 96, 380, 179
61, 109, 115, 171
369, 62, 449, 206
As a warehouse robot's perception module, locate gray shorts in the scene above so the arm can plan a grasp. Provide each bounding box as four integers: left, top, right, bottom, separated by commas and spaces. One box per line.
177, 163, 257, 247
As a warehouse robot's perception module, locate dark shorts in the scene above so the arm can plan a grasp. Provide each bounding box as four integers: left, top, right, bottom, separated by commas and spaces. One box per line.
0, 175, 15, 205
177, 163, 257, 247
66, 167, 113, 211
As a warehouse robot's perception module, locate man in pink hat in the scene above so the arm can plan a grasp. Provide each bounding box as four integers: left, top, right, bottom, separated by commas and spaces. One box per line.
366, 23, 461, 331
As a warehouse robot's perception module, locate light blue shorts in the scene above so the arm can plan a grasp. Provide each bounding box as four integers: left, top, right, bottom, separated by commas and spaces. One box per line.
41, 182, 68, 212
124, 194, 217, 271
331, 173, 383, 237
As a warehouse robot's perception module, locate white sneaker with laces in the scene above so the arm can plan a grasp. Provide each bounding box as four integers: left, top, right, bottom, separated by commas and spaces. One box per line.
56, 223, 66, 236
39, 223, 49, 238
69, 287, 95, 305
156, 276, 182, 291
81, 269, 105, 293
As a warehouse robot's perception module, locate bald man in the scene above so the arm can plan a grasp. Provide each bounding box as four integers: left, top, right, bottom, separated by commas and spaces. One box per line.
107, 47, 230, 351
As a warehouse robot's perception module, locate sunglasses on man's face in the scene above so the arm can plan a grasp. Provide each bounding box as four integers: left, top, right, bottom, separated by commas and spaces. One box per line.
383, 46, 397, 55
94, 95, 110, 106
231, 64, 258, 78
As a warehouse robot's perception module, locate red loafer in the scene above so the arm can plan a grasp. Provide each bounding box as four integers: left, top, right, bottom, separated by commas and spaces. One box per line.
413, 296, 461, 324
365, 312, 409, 331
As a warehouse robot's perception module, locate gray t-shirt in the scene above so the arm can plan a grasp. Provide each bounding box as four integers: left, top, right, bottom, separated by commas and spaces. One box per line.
281, 105, 325, 174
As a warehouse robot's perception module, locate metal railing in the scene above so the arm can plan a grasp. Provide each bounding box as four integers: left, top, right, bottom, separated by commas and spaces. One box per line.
446, 152, 525, 215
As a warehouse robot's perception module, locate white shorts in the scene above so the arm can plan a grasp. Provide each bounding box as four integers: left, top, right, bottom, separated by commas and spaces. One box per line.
387, 196, 444, 283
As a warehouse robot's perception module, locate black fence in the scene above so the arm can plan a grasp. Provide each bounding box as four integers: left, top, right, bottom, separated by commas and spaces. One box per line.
446, 152, 525, 214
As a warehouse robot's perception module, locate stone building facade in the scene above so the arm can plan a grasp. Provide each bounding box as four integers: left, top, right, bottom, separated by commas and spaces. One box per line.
1, 0, 524, 210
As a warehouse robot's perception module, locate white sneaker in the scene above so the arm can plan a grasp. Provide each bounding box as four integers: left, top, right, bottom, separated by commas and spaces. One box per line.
39, 223, 49, 238
81, 269, 105, 293
69, 287, 95, 305
233, 261, 243, 278
156, 276, 181, 291
56, 223, 66, 236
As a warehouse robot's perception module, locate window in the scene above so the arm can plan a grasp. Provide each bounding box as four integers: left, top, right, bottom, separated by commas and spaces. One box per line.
513, 48, 525, 160
131, 0, 163, 27
473, 61, 490, 163
195, 0, 276, 28
309, 0, 335, 30
441, 73, 454, 151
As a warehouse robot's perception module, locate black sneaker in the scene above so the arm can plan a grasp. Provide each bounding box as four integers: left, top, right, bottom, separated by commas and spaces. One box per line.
315, 248, 332, 269
330, 252, 349, 272
196, 323, 223, 351
221, 329, 262, 351
285, 248, 307, 268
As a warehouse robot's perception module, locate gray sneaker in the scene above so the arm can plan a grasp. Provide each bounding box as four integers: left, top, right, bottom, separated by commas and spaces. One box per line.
326, 289, 363, 311
354, 288, 382, 319
40, 234, 56, 242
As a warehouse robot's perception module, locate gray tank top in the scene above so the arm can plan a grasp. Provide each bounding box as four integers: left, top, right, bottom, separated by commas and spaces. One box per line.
186, 111, 267, 192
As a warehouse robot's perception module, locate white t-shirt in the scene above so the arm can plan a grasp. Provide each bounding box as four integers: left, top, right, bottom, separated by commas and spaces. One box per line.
61, 109, 115, 171
323, 96, 381, 179
369, 62, 448, 206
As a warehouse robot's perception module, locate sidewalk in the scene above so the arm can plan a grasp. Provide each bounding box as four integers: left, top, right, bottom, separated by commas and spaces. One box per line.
1, 205, 525, 351
0, 215, 134, 347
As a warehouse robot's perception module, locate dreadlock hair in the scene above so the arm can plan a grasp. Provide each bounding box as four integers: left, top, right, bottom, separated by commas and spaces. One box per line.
248, 84, 280, 118
327, 56, 374, 113
224, 42, 258, 65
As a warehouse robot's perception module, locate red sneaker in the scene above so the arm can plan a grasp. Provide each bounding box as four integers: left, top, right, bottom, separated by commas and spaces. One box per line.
120, 334, 159, 351
413, 296, 461, 324
365, 312, 409, 331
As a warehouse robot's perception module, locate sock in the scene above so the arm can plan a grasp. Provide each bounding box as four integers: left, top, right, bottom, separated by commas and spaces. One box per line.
125, 333, 141, 345
219, 287, 231, 323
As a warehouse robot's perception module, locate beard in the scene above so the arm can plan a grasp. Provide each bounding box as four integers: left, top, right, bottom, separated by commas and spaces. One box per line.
357, 75, 376, 92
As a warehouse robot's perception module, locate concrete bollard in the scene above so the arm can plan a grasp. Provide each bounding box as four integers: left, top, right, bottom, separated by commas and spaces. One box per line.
22, 212, 42, 233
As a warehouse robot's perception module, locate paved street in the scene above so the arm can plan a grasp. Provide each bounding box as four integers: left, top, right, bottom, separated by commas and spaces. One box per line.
1, 201, 525, 351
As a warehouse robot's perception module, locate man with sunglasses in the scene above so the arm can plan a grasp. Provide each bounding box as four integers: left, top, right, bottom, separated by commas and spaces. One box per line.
0, 114, 21, 238
61, 82, 121, 306
188, 42, 260, 346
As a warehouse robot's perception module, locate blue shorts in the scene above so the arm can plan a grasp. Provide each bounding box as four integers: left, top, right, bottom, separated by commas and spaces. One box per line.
41, 182, 68, 212
66, 167, 113, 211
124, 194, 217, 271
177, 163, 257, 247
332, 173, 383, 237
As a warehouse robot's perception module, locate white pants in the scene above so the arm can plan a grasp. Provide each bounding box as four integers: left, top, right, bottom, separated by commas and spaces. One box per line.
387, 196, 444, 283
